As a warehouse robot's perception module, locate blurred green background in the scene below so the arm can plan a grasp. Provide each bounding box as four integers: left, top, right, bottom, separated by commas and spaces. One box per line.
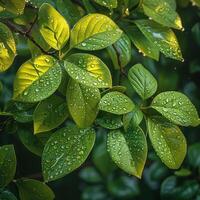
0, 1, 200, 200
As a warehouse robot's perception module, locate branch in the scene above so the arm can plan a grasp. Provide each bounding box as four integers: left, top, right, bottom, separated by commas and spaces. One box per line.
4, 20, 55, 57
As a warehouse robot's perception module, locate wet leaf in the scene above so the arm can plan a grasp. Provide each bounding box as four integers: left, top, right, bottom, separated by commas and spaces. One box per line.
0, 0, 25, 15
13, 55, 62, 103
99, 91, 135, 115
38, 3, 70, 50
107, 127, 147, 178
135, 19, 183, 61
151, 91, 200, 127
147, 116, 187, 169
64, 53, 112, 88
128, 64, 158, 100
0, 23, 16, 72
33, 95, 68, 134
42, 125, 95, 182
16, 179, 55, 200
70, 13, 122, 50
96, 113, 123, 129
94, 0, 118, 9
67, 79, 100, 128
126, 25, 159, 60
142, 0, 182, 29
107, 33, 131, 69
123, 105, 143, 130
0, 145, 16, 188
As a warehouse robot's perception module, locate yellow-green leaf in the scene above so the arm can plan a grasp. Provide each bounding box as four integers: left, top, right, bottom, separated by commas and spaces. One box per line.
0, 22, 16, 72
70, 13, 122, 50
64, 53, 112, 88
151, 91, 200, 127
147, 116, 187, 169
13, 55, 62, 102
38, 3, 70, 50
67, 79, 100, 128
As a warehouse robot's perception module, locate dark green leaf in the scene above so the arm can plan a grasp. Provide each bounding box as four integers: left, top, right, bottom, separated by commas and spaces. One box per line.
128, 64, 158, 100
94, 0, 118, 9
16, 179, 55, 200
188, 143, 200, 168
0, 145, 16, 188
147, 116, 187, 169
0, 191, 17, 200
33, 95, 69, 134
42, 125, 96, 182
99, 91, 135, 115
107, 127, 147, 178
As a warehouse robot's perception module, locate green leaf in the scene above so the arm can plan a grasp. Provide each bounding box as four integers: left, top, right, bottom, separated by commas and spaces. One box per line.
128, 64, 158, 100
38, 3, 70, 50
0, 81, 3, 96
0, 0, 25, 15
107, 33, 131, 69
0, 145, 16, 188
16, 179, 55, 200
96, 113, 123, 129
107, 127, 147, 178
151, 91, 200, 127
142, 0, 183, 30
18, 128, 45, 156
33, 95, 68, 134
94, 0, 118, 9
0, 191, 17, 200
126, 25, 159, 60
13, 55, 62, 103
70, 13, 122, 50
135, 19, 183, 61
188, 143, 200, 168
99, 91, 135, 115
174, 168, 191, 177
67, 79, 100, 128
164, 0, 176, 9
191, 0, 200, 7
64, 53, 112, 88
42, 125, 96, 182
0, 23, 16, 72
28, 0, 55, 8
123, 105, 143, 130
147, 116, 187, 169
56, 0, 82, 26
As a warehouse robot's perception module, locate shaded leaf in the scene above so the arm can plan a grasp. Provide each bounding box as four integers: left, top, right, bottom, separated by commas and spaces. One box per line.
0, 191, 17, 200
94, 0, 118, 9
16, 179, 54, 200
33, 95, 68, 134
0, 145, 16, 188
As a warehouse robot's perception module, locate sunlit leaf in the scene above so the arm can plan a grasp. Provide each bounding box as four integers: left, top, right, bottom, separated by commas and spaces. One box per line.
70, 13, 122, 50
13, 55, 62, 102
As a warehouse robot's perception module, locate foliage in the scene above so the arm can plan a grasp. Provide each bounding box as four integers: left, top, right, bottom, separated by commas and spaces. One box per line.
0, 0, 200, 199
